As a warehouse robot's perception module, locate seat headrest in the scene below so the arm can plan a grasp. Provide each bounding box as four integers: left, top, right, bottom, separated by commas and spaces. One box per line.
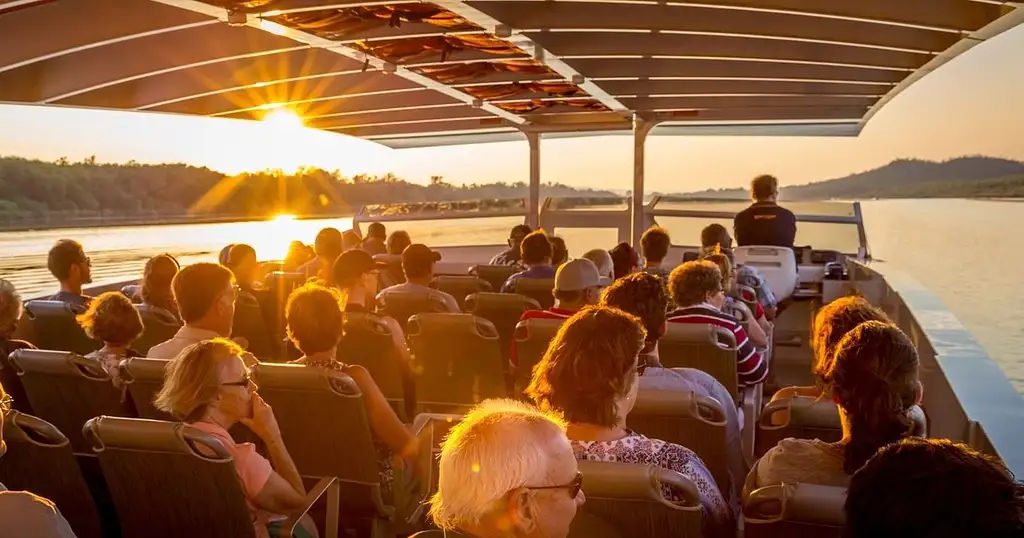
762, 395, 928, 436
8, 349, 109, 380
24, 300, 82, 316
514, 317, 566, 341
83, 416, 231, 460
407, 313, 499, 339
135, 305, 181, 326
744, 483, 847, 526
472, 264, 518, 276
431, 275, 493, 292
662, 323, 736, 348
341, 312, 392, 336
372, 254, 402, 264
514, 278, 555, 293
119, 358, 169, 383
632, 389, 726, 425
578, 460, 701, 509
378, 291, 449, 312
3, 411, 69, 447
251, 362, 361, 395
465, 292, 541, 311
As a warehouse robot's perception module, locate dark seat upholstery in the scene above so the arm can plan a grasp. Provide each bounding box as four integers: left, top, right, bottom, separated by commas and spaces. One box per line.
465, 293, 541, 372
133, 305, 181, 356
430, 276, 491, 310
22, 300, 99, 355
339, 312, 414, 419
512, 318, 564, 391
376, 291, 452, 333
744, 483, 846, 538
0, 338, 35, 414
470, 265, 518, 295
373, 254, 405, 288
511, 278, 555, 310
264, 271, 307, 340
118, 358, 171, 421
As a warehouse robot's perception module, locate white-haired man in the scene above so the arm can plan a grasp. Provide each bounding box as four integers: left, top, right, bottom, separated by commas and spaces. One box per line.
414, 399, 585, 538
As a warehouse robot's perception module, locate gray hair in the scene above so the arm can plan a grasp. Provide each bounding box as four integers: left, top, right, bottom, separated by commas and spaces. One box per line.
0, 279, 23, 338
582, 249, 614, 280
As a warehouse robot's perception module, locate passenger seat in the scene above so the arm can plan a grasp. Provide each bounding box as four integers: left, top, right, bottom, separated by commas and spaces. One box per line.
471, 265, 519, 295
512, 318, 564, 392
734, 246, 799, 302
133, 304, 181, 356
376, 291, 452, 333
465, 292, 541, 372
119, 357, 172, 421
340, 312, 415, 419
744, 483, 846, 538
22, 300, 100, 355
430, 275, 491, 310
511, 278, 555, 309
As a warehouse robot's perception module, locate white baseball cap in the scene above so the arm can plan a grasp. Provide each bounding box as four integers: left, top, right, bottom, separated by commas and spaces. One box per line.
554, 258, 613, 292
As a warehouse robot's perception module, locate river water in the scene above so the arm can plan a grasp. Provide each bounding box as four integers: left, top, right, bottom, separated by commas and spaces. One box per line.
1, 199, 1021, 392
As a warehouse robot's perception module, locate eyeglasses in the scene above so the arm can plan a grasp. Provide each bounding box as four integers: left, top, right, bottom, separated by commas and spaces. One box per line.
221, 369, 255, 390
0, 393, 12, 415
528, 471, 583, 499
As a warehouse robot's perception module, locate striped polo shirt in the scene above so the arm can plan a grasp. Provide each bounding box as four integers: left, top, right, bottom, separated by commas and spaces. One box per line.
666, 303, 768, 387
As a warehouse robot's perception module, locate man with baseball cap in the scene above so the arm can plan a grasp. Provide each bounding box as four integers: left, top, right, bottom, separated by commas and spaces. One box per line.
376, 244, 460, 313
332, 249, 387, 313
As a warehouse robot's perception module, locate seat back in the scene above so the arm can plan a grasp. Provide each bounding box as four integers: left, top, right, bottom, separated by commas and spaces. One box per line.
431, 276, 491, 310
0, 411, 103, 538
232, 291, 278, 360
466, 293, 541, 368
8, 349, 133, 453
83, 416, 257, 538
513, 278, 555, 309
134, 304, 181, 356
250, 363, 391, 518
659, 324, 740, 401
374, 254, 405, 288
735, 284, 760, 315
264, 271, 307, 337
407, 313, 506, 410
576, 461, 703, 538
734, 247, 798, 302
377, 291, 452, 332
22, 300, 100, 355
512, 318, 565, 390
630, 390, 731, 498
744, 483, 846, 538
339, 313, 408, 411
471, 265, 519, 295
119, 358, 172, 421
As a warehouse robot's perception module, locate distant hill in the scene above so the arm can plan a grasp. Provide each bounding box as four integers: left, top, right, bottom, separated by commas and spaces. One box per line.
682, 156, 1024, 200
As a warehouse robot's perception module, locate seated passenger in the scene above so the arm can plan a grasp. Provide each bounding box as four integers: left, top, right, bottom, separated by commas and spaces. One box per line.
387, 231, 412, 256
527, 306, 733, 536
772, 296, 889, 404
225, 244, 276, 358
76, 291, 144, 385
218, 244, 235, 266
700, 224, 777, 318
298, 227, 343, 283
846, 438, 1024, 538
361, 222, 388, 256
285, 283, 417, 491
608, 242, 639, 280
749, 321, 920, 491
342, 230, 362, 252
640, 226, 673, 282
421, 399, 584, 538
702, 252, 770, 348
376, 244, 459, 313
733, 174, 796, 248
283, 241, 312, 273
667, 261, 768, 387
489, 224, 532, 266
147, 263, 247, 362
549, 236, 569, 268
521, 258, 607, 322
45, 239, 92, 309
581, 249, 614, 281
154, 339, 317, 538
502, 230, 556, 294
136, 254, 180, 322
0, 381, 79, 538
600, 272, 745, 509
0, 278, 35, 359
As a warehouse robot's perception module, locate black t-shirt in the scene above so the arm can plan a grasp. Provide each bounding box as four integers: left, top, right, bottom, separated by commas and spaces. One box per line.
734, 202, 797, 248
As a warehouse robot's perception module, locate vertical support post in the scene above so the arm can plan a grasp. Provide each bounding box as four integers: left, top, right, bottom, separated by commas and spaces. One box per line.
526, 130, 541, 229
631, 115, 657, 246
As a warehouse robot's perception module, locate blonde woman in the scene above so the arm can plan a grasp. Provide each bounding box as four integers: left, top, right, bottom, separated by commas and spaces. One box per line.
76, 291, 144, 386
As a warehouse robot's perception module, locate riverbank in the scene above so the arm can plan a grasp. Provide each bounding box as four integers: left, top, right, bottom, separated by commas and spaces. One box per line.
0, 212, 351, 232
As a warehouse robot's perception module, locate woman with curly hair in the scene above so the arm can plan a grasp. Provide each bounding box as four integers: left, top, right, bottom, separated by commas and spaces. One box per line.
77, 291, 144, 386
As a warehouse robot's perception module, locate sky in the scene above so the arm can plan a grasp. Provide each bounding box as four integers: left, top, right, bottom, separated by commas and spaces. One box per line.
1, 25, 1023, 193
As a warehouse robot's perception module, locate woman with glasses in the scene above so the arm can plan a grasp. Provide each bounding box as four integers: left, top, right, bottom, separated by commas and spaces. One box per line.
154, 339, 318, 538
526, 306, 733, 537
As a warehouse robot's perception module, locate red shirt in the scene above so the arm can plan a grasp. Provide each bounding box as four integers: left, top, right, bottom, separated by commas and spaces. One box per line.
510, 307, 575, 367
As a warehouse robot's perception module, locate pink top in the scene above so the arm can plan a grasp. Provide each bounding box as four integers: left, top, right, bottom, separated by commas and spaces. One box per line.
190, 421, 281, 538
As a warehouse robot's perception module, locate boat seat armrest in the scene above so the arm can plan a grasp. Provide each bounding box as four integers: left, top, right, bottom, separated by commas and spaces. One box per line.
271, 477, 340, 538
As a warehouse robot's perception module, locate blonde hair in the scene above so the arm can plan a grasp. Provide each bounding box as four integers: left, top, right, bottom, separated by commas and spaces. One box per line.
154, 338, 244, 422
76, 291, 144, 346
0, 279, 22, 338
428, 399, 569, 530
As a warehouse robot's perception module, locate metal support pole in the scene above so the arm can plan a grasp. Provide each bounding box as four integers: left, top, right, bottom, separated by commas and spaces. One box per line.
526, 130, 541, 229
631, 115, 657, 246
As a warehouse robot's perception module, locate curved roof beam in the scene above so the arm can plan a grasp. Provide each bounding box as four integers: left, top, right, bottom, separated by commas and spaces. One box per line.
307, 103, 490, 129
621, 94, 880, 111
332, 117, 511, 137
214, 87, 464, 120
597, 79, 891, 96
467, 2, 961, 52
565, 57, 909, 84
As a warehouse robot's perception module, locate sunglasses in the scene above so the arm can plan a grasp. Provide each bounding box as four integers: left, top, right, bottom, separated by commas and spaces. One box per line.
221, 369, 255, 389
0, 393, 12, 415
528, 471, 583, 499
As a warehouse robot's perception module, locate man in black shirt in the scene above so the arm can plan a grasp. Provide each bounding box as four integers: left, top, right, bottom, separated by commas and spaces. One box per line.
733, 174, 797, 248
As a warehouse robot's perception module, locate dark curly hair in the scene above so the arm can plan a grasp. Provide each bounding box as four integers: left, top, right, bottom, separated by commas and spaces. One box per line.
526, 305, 646, 427
812, 296, 889, 387
668, 260, 722, 307
600, 272, 668, 352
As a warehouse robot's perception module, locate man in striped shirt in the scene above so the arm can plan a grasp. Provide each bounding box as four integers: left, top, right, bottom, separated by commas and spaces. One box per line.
666, 260, 768, 387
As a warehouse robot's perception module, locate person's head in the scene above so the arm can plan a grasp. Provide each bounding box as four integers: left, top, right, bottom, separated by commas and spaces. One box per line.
812, 296, 890, 388
826, 320, 921, 474
218, 244, 235, 266
581, 249, 614, 281
283, 241, 312, 271
549, 236, 568, 267
367, 222, 386, 240
751, 174, 779, 202
600, 272, 668, 353
640, 226, 671, 265
521, 230, 553, 266
699, 224, 733, 251
846, 438, 1024, 538
428, 398, 583, 538
332, 249, 382, 303
387, 231, 412, 255
702, 252, 735, 290
286, 283, 343, 356
140, 254, 180, 309
47, 239, 91, 288
527, 305, 646, 428
342, 230, 362, 252
402, 244, 442, 282
225, 243, 259, 288
553, 259, 609, 310
668, 260, 726, 309
172, 263, 237, 336
76, 291, 144, 348
0, 279, 23, 339
314, 227, 344, 259
155, 338, 255, 424
608, 242, 639, 280
508, 224, 533, 250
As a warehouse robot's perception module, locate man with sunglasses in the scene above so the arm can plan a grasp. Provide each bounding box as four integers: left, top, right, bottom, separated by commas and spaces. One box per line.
46, 239, 93, 310
0, 382, 79, 537
489, 224, 533, 266
417, 399, 584, 538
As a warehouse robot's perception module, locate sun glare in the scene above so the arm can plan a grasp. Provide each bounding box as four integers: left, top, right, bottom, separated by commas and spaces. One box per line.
263, 107, 304, 130
272, 214, 297, 222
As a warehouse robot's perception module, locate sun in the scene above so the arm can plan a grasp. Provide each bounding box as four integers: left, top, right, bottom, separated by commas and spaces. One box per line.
262, 107, 304, 130
272, 214, 297, 222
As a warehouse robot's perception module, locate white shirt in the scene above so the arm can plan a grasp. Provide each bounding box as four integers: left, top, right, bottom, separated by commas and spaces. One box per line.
376, 282, 461, 313
146, 326, 222, 359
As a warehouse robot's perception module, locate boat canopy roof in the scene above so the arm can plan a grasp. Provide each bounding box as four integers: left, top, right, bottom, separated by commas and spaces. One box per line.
2, 0, 1022, 148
